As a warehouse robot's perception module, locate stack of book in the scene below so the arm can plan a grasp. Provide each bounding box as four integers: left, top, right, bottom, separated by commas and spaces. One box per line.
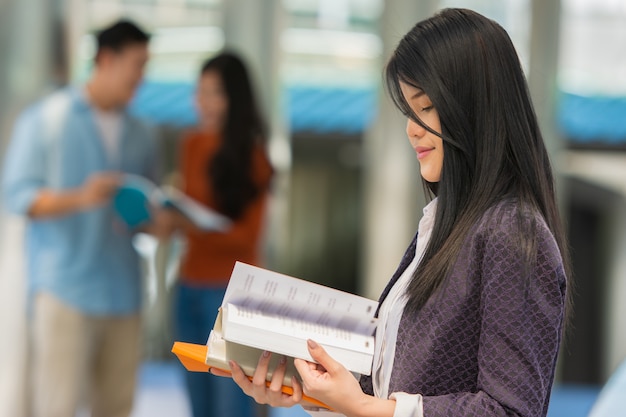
172, 261, 379, 411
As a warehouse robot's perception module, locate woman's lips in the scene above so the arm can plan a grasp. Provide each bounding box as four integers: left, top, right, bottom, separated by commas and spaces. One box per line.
415, 147, 434, 160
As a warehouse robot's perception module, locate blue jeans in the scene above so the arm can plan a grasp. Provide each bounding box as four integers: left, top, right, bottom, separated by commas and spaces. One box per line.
174, 282, 257, 417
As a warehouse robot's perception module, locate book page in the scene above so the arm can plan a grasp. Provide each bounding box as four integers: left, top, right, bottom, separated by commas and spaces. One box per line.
224, 303, 375, 354
161, 185, 232, 231
120, 173, 162, 202
224, 262, 378, 336
222, 303, 374, 374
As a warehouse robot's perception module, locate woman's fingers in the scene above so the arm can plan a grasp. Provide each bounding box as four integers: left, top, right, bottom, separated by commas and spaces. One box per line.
228, 360, 251, 389
294, 341, 366, 412
267, 356, 301, 407
229, 351, 303, 408
290, 376, 303, 403
268, 356, 287, 394
250, 351, 273, 402
306, 339, 339, 374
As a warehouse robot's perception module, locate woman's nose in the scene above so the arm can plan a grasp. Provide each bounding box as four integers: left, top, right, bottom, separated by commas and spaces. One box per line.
406, 118, 425, 139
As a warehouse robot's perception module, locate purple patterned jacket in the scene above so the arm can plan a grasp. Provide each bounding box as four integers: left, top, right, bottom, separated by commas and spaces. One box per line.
360, 201, 567, 417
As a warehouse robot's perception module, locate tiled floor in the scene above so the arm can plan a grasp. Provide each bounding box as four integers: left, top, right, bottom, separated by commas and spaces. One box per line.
131, 360, 314, 417
131, 361, 314, 417
133, 361, 601, 417
131, 361, 192, 417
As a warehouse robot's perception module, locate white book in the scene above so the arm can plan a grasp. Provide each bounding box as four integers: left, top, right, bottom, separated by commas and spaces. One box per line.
205, 309, 300, 386
220, 262, 378, 376
113, 174, 232, 231
160, 185, 231, 231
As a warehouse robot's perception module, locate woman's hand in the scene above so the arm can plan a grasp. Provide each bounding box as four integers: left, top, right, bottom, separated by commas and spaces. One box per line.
294, 340, 396, 417
293, 340, 366, 414
227, 350, 304, 408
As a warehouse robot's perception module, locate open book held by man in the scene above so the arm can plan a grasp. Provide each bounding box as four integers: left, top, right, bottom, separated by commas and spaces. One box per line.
113, 174, 232, 231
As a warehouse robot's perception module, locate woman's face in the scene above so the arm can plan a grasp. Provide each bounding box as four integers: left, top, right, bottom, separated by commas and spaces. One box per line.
400, 81, 443, 183
196, 70, 229, 132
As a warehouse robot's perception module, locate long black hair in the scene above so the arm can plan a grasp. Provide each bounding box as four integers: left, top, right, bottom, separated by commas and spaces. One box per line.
200, 52, 268, 220
386, 8, 572, 316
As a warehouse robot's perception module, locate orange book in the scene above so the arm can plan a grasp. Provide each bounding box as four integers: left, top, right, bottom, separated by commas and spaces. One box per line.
171, 341, 329, 410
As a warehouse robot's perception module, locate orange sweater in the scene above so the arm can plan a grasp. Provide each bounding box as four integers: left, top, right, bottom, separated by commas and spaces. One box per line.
178, 130, 273, 285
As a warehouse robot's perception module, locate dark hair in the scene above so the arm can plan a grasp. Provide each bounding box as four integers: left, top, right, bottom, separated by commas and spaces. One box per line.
201, 51, 268, 219
386, 9, 572, 316
96, 19, 150, 57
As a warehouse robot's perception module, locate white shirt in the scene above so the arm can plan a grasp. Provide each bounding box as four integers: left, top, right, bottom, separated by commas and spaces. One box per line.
373, 197, 438, 417
83, 88, 123, 167
306, 199, 438, 417
93, 107, 123, 166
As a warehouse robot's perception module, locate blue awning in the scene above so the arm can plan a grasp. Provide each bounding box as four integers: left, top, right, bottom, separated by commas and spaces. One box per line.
558, 93, 626, 145
129, 81, 626, 145
129, 81, 377, 135
286, 86, 377, 134
130, 81, 197, 127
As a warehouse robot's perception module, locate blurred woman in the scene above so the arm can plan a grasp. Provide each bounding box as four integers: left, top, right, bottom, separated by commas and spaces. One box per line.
172, 51, 273, 417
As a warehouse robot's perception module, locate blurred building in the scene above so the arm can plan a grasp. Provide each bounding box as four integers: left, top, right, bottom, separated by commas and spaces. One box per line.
1, 3, 626, 417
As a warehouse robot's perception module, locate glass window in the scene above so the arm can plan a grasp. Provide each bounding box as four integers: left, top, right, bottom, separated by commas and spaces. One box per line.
560, 0, 626, 95
440, 0, 531, 71
281, 0, 384, 88
71, 0, 224, 82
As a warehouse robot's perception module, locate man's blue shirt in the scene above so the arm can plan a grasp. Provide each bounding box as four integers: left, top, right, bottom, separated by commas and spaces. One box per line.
1, 86, 158, 315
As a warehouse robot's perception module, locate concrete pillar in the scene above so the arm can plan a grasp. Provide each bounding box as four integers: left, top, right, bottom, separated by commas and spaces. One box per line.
527, 0, 569, 381
361, 0, 439, 299
0, 0, 52, 151
528, 0, 562, 162
0, 0, 65, 155
0, 2, 12, 137
607, 197, 626, 379
222, 0, 279, 120
0, 216, 28, 417
0, 2, 65, 415
221, 0, 290, 270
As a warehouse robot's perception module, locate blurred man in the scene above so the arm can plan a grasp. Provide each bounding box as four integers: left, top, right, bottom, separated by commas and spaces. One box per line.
2, 19, 158, 417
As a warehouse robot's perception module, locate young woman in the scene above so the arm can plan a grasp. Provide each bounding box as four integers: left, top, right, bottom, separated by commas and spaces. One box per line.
172, 52, 273, 417
224, 8, 570, 417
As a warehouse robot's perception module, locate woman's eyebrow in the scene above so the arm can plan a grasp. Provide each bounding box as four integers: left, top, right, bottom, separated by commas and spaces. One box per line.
411, 90, 425, 100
